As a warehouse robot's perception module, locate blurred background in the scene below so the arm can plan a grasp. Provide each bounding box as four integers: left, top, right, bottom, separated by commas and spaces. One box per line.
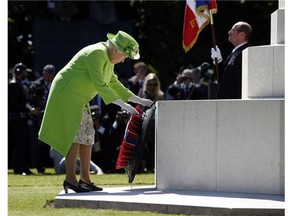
8, 0, 278, 90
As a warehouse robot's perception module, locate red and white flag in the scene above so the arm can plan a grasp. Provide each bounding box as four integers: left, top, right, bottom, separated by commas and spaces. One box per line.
182, 0, 217, 53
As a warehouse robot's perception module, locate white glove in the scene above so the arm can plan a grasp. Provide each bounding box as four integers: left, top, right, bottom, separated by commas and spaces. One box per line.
113, 99, 139, 115
211, 45, 223, 64
128, 95, 153, 107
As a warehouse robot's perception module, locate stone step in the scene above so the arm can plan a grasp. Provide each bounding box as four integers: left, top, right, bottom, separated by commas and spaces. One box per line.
54, 185, 284, 215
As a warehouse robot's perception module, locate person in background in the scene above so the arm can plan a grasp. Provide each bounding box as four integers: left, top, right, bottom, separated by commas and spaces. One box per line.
29, 64, 57, 173
137, 73, 163, 172
137, 73, 164, 102
38, 30, 153, 193
127, 61, 149, 95
211, 21, 252, 99
109, 109, 130, 173
49, 147, 103, 175
90, 104, 113, 173
167, 68, 194, 100
189, 67, 209, 100
8, 63, 40, 175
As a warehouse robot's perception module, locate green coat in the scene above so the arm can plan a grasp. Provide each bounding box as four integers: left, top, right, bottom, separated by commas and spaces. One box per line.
38, 42, 133, 156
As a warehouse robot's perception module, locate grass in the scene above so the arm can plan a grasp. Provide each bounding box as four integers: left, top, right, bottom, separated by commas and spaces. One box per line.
8, 168, 186, 216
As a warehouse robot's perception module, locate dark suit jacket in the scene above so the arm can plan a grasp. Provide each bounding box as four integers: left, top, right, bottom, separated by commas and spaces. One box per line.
8, 78, 29, 114
217, 43, 249, 99
127, 75, 143, 95
188, 84, 209, 100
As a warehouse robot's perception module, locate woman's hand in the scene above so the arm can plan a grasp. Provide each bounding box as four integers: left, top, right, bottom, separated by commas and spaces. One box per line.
128, 95, 153, 107
113, 99, 139, 115
139, 98, 153, 107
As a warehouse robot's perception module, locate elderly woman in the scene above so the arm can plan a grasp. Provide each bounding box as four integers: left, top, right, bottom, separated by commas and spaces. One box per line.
39, 30, 152, 193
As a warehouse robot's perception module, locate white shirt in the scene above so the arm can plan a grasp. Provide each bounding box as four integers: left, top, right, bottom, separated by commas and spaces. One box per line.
232, 42, 248, 53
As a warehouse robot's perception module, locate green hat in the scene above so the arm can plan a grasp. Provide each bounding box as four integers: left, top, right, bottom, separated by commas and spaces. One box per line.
107, 30, 140, 60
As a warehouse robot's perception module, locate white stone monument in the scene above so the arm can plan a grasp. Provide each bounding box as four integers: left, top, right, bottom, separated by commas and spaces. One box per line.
155, 2, 285, 195
242, 1, 285, 98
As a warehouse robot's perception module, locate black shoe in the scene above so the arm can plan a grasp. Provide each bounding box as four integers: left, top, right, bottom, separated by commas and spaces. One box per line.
79, 179, 103, 191
23, 169, 34, 175
37, 167, 45, 174
14, 169, 34, 175
14, 171, 27, 175
63, 180, 91, 193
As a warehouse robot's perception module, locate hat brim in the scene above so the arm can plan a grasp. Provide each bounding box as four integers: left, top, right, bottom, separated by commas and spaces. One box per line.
107, 33, 140, 60
107, 33, 118, 47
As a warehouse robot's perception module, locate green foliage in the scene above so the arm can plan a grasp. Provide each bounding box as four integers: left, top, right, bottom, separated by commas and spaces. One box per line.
134, 0, 278, 89
8, 1, 278, 89
135, 1, 186, 88
8, 1, 47, 67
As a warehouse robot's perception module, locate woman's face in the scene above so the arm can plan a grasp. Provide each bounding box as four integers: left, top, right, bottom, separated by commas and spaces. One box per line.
146, 79, 158, 92
110, 51, 128, 64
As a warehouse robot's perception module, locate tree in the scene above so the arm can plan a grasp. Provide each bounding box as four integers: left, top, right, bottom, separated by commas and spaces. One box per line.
8, 0, 278, 89
134, 0, 278, 89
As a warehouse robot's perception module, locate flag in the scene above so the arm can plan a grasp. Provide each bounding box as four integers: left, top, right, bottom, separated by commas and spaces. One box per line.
182, 0, 217, 53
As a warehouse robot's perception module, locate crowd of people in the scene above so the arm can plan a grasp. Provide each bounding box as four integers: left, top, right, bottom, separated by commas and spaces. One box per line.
6, 58, 216, 176
8, 22, 251, 192
8, 63, 56, 175
7, 60, 164, 176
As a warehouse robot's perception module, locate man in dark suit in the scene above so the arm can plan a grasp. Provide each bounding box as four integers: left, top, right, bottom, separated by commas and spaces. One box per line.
8, 63, 40, 175
127, 61, 148, 95
29, 64, 56, 173
211, 21, 252, 99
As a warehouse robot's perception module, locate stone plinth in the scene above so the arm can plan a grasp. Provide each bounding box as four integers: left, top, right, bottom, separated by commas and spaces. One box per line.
271, 8, 285, 44
155, 100, 284, 195
242, 45, 284, 99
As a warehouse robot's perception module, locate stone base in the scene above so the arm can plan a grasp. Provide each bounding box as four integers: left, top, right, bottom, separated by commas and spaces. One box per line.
156, 100, 284, 195
54, 186, 284, 215
242, 45, 284, 98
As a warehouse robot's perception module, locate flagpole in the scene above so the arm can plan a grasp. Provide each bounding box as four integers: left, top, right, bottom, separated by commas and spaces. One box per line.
209, 9, 219, 82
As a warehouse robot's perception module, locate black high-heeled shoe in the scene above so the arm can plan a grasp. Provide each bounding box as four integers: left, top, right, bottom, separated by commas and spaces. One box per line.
79, 179, 103, 191
63, 180, 91, 193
